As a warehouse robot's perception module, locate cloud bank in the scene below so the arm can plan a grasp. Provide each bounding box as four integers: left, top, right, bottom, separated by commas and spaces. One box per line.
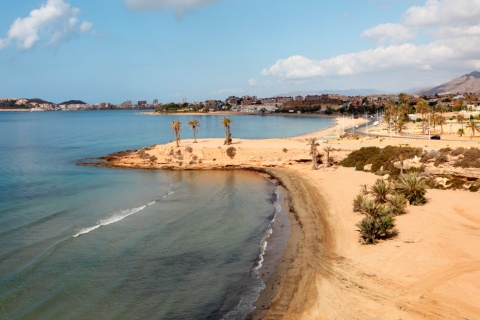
124, 0, 222, 16
262, 0, 480, 85
0, 0, 93, 50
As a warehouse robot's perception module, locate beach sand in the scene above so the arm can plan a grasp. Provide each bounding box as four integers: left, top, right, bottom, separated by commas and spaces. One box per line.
86, 116, 480, 320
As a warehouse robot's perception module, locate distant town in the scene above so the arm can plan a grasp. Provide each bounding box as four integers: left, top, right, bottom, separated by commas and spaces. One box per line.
1, 92, 480, 115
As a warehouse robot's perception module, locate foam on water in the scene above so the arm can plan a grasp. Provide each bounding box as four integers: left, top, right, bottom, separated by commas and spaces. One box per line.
73, 186, 178, 238
73, 205, 147, 238
221, 187, 284, 320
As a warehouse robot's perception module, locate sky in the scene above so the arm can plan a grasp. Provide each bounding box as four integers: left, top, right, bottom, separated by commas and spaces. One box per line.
1, 0, 480, 104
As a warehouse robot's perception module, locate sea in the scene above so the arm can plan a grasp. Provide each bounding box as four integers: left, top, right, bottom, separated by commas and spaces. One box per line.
0, 110, 333, 320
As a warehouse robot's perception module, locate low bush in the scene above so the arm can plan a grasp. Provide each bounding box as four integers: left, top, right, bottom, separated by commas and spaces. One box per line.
226, 147, 236, 159
454, 148, 480, 168
451, 147, 466, 156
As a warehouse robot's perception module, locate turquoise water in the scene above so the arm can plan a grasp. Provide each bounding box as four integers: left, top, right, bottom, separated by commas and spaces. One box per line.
0, 111, 333, 319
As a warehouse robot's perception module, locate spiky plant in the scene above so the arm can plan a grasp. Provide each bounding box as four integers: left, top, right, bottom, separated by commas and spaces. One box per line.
306, 138, 320, 170
353, 194, 368, 212
356, 204, 395, 244
387, 194, 407, 215
370, 179, 392, 204
395, 173, 427, 206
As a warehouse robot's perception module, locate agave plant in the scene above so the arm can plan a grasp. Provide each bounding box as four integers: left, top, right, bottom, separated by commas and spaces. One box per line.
395, 173, 427, 206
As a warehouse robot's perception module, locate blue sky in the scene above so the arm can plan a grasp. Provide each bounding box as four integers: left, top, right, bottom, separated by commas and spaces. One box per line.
1, 0, 480, 104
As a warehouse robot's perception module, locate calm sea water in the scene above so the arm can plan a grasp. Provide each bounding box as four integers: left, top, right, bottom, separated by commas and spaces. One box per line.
0, 111, 333, 319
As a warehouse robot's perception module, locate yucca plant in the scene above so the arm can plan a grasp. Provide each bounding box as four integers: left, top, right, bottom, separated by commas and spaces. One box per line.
353, 194, 368, 212
356, 204, 395, 244
387, 194, 407, 215
370, 179, 392, 204
395, 173, 427, 206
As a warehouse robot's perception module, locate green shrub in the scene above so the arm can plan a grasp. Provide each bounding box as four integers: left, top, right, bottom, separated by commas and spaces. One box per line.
356, 206, 396, 244
226, 146, 236, 159
353, 194, 367, 212
469, 185, 479, 192
370, 179, 392, 204
340, 147, 381, 167
387, 194, 407, 215
454, 148, 480, 168
395, 173, 427, 206
451, 147, 466, 156
434, 153, 448, 167
355, 161, 365, 171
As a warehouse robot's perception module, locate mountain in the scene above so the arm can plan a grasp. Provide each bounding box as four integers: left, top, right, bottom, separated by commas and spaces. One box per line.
27, 98, 55, 105
278, 88, 386, 97
416, 71, 480, 95
59, 100, 87, 105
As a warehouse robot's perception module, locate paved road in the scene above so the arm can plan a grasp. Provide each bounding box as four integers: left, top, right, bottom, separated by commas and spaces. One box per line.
343, 118, 477, 143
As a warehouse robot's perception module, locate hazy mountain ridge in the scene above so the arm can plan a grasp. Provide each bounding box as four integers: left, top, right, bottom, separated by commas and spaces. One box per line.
417, 71, 480, 95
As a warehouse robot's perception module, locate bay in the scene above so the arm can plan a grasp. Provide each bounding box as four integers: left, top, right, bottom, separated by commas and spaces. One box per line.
0, 111, 333, 319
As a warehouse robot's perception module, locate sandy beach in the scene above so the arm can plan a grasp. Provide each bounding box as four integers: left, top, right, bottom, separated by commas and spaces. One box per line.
85, 116, 480, 320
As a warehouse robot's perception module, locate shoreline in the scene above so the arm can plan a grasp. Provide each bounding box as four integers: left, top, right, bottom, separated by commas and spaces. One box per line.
82, 119, 480, 319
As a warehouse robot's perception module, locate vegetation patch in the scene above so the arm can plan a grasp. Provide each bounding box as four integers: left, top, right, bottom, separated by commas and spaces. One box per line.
226, 147, 236, 159
353, 173, 427, 244
341, 146, 422, 175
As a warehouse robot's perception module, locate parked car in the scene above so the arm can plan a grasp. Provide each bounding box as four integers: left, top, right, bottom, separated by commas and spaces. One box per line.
430, 135, 441, 140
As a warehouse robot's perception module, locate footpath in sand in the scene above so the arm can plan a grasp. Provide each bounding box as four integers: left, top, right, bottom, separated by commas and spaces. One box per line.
85, 117, 480, 320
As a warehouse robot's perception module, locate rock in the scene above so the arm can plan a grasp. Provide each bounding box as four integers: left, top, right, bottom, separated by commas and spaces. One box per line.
364, 164, 372, 172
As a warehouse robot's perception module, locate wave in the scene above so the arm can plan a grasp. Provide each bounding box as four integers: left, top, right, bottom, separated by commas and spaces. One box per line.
73, 185, 179, 238
73, 205, 147, 238
222, 187, 284, 320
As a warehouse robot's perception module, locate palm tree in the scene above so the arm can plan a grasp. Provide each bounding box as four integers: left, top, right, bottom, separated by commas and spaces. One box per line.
387, 194, 407, 215
221, 117, 232, 145
171, 120, 181, 147
457, 113, 466, 130
465, 119, 480, 140
370, 179, 392, 204
434, 114, 447, 134
395, 173, 427, 206
323, 145, 333, 167
187, 119, 200, 143
306, 138, 319, 170
416, 98, 430, 134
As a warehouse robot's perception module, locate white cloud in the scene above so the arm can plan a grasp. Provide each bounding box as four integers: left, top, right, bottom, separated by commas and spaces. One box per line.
362, 23, 416, 44
0, 0, 93, 50
404, 0, 480, 27
262, 0, 480, 90
124, 0, 221, 16
248, 78, 258, 86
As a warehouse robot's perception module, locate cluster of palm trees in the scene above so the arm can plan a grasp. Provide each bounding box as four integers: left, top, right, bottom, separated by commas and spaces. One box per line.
306, 138, 333, 170
169, 117, 232, 147
353, 173, 427, 244
456, 113, 480, 139
414, 97, 480, 138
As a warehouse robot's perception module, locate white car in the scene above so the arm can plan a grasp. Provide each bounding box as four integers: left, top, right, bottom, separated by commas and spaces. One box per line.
373, 121, 379, 126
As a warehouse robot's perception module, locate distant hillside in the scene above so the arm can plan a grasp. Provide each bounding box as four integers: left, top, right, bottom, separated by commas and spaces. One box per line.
60, 100, 87, 105
28, 98, 55, 105
417, 71, 480, 95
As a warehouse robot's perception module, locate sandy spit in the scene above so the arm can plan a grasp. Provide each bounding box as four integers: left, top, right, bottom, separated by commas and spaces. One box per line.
83, 117, 480, 320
